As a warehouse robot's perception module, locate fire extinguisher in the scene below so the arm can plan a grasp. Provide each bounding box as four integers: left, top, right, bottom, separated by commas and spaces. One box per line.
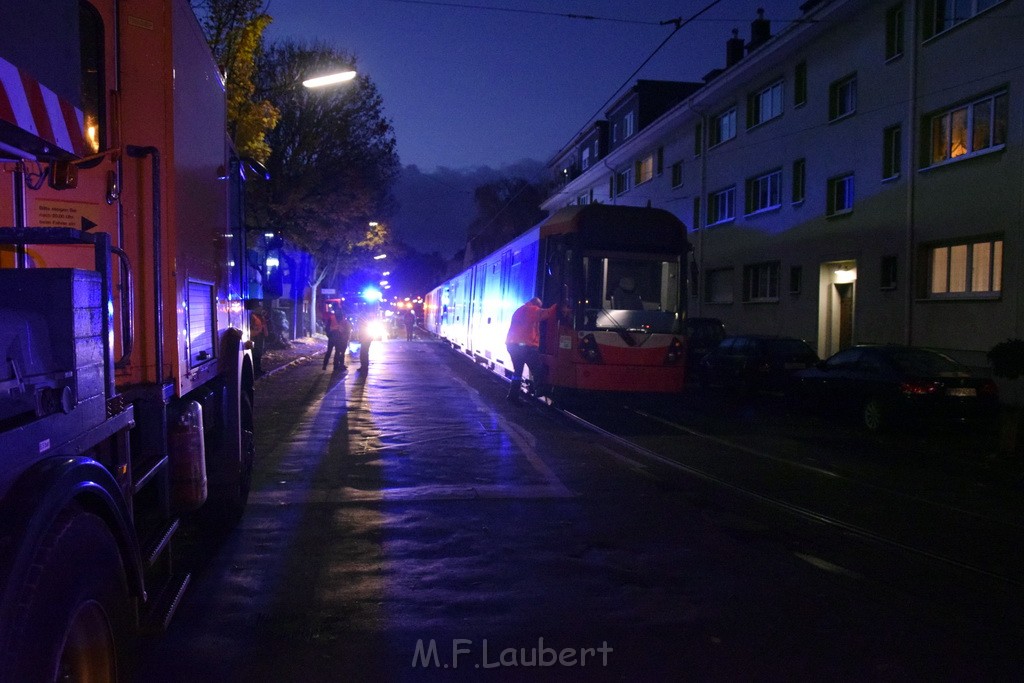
169, 400, 208, 512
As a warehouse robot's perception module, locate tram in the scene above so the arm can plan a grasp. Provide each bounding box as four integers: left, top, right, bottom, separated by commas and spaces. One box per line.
424, 204, 691, 396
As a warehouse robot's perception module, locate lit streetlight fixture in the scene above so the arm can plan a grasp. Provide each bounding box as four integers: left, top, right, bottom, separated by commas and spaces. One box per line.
302, 70, 357, 89
373, 253, 387, 260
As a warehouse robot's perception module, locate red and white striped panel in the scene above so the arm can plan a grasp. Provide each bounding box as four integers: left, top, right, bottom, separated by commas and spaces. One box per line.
0, 55, 87, 158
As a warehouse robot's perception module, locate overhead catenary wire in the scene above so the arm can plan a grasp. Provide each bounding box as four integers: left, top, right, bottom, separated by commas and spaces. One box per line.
467, 0, 726, 239
381, 0, 665, 26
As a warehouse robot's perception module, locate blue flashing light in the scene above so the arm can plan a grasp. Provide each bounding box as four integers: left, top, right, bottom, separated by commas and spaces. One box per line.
361, 286, 383, 303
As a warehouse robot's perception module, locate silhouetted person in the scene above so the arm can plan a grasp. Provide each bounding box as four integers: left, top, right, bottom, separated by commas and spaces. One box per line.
250, 306, 269, 378
611, 277, 643, 310
404, 308, 416, 341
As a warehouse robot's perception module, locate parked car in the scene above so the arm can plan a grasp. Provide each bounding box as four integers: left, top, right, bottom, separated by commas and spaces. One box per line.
698, 335, 819, 394
684, 317, 726, 378
794, 345, 999, 432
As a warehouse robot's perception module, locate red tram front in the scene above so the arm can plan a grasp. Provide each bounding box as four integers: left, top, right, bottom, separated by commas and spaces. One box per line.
425, 204, 690, 396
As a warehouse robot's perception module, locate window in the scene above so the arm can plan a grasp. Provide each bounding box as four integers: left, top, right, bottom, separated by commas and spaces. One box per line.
615, 169, 632, 195
743, 262, 780, 302
827, 173, 855, 216
829, 73, 857, 121
794, 61, 807, 107
671, 161, 683, 188
792, 158, 806, 203
748, 81, 783, 127
635, 154, 655, 185
705, 267, 734, 303
923, 0, 1005, 39
745, 169, 782, 215
927, 91, 1007, 166
886, 5, 904, 60
881, 255, 898, 290
623, 111, 636, 139
710, 108, 737, 146
707, 186, 736, 225
928, 238, 1002, 297
883, 124, 902, 180
789, 265, 803, 294
581, 146, 591, 170
577, 190, 592, 205
81, 3, 106, 153
694, 122, 703, 156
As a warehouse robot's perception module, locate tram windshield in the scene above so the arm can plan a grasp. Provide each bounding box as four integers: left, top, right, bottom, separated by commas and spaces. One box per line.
580, 254, 682, 333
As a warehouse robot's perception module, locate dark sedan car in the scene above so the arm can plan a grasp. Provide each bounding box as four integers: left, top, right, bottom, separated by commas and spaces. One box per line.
698, 335, 819, 394
684, 317, 726, 376
794, 345, 999, 432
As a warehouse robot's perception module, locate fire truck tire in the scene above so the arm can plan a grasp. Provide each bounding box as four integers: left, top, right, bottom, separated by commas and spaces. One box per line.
206, 388, 255, 531
2, 505, 134, 683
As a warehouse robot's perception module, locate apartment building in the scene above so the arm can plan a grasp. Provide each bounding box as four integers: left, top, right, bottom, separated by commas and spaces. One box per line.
541, 0, 1020, 372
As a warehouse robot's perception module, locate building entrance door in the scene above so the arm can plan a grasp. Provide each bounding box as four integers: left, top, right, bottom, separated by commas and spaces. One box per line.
818, 260, 857, 358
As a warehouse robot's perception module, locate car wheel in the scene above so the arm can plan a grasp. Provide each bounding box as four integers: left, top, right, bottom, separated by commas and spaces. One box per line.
863, 398, 886, 432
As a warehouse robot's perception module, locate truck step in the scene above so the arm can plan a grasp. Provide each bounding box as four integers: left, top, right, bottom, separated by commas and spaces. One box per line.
142, 517, 180, 568
140, 571, 191, 634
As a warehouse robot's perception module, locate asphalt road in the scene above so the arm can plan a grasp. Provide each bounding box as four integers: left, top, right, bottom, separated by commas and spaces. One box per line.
132, 337, 1024, 682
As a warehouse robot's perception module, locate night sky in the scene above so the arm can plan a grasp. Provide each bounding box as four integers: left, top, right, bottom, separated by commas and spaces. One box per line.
263, 0, 806, 255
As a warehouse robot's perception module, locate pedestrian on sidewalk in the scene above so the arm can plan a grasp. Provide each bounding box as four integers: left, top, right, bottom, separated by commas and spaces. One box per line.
323, 304, 352, 371
505, 296, 558, 401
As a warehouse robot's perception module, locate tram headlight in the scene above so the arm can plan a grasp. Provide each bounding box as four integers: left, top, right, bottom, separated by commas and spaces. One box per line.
578, 334, 602, 363
664, 337, 685, 364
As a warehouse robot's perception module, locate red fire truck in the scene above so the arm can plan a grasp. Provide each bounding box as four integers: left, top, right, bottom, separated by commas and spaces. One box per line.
0, 0, 257, 679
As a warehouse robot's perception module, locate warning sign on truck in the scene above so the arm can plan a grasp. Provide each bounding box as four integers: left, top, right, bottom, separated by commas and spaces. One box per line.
31, 199, 101, 231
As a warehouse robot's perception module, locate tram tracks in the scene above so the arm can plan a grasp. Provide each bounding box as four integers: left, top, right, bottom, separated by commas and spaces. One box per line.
553, 399, 1024, 592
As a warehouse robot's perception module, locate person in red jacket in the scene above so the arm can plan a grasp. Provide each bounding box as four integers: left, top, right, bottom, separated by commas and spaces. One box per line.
505, 297, 558, 401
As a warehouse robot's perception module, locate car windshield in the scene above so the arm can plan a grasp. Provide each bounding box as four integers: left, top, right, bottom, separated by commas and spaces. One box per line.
885, 349, 967, 376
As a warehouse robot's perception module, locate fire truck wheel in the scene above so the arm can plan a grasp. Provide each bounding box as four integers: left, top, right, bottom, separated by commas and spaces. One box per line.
206, 388, 255, 531
2, 505, 134, 682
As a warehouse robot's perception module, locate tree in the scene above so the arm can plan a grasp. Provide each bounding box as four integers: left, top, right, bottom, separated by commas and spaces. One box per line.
464, 177, 547, 264
191, 0, 279, 163
251, 41, 400, 331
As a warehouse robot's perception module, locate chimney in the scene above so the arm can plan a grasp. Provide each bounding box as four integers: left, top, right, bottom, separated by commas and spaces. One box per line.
726, 28, 744, 67
747, 8, 772, 52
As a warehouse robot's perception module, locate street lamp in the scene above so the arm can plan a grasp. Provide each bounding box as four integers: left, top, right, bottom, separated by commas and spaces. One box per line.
302, 70, 357, 89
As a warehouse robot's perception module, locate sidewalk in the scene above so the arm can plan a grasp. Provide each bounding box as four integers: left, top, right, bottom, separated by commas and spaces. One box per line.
258, 335, 328, 379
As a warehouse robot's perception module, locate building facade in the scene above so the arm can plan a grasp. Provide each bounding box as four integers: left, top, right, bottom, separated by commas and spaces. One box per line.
541, 0, 1020, 376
